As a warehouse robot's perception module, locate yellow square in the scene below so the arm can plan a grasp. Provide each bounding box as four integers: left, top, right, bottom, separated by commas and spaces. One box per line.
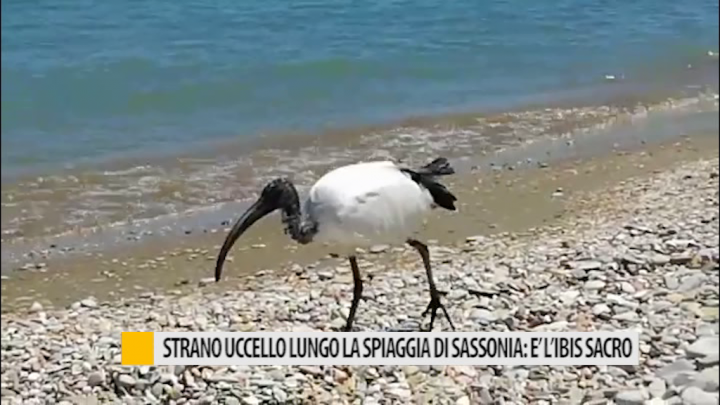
121, 332, 154, 365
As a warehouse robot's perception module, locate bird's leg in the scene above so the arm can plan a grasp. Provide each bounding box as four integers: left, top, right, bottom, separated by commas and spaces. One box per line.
407, 239, 456, 331
343, 256, 363, 332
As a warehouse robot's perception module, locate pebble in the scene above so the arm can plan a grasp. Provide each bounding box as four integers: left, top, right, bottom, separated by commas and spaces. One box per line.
151, 383, 164, 398
646, 398, 666, 405
665, 275, 680, 290
471, 309, 498, 324
614, 389, 649, 405
606, 294, 638, 309
116, 374, 136, 389
619, 281, 635, 294
695, 366, 720, 391
681, 386, 719, 405
698, 355, 720, 368
584, 280, 606, 291
87, 372, 104, 387
29, 302, 43, 313
612, 311, 639, 322
648, 378, 666, 398
592, 303, 611, 316
650, 254, 671, 266
198, 278, 215, 287
686, 337, 719, 359
657, 359, 697, 385
456, 396, 471, 405
298, 366, 323, 378
317, 270, 334, 280
80, 297, 98, 308
573, 260, 603, 271
272, 386, 288, 402
242, 395, 260, 405
678, 274, 706, 292
560, 290, 580, 304
386, 386, 412, 400
369, 244, 389, 254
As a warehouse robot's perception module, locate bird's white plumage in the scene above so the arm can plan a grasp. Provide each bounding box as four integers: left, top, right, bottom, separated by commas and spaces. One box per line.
305, 161, 434, 249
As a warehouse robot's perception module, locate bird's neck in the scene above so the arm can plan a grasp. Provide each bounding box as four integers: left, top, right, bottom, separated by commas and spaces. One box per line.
279, 183, 317, 245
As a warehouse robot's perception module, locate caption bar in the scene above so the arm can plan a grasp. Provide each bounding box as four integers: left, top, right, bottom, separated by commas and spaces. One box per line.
121, 331, 639, 366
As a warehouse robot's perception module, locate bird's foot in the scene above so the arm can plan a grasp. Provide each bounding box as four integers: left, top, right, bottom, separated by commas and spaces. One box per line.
421, 290, 455, 331
329, 324, 357, 332
334, 319, 360, 332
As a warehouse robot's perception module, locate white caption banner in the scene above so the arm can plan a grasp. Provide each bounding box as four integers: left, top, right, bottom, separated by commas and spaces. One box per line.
152, 331, 640, 366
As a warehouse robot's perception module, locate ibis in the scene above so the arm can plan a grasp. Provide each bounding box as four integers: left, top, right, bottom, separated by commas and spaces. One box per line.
214, 157, 458, 331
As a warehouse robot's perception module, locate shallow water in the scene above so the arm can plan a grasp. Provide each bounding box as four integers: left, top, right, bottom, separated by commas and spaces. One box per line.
2, 0, 718, 175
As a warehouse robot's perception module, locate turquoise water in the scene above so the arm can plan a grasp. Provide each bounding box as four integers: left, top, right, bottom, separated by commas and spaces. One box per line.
2, 0, 718, 177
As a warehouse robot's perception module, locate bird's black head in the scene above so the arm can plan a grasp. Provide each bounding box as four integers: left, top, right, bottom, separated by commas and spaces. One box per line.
260, 178, 296, 204
214, 178, 300, 282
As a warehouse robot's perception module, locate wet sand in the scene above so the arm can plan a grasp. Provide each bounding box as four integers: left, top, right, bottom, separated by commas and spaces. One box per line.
2, 128, 717, 312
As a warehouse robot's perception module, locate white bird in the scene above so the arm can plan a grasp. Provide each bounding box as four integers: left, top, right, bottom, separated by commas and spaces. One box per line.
215, 157, 458, 331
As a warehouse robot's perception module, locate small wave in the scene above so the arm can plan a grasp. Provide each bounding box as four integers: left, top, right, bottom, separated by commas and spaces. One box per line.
101, 165, 153, 176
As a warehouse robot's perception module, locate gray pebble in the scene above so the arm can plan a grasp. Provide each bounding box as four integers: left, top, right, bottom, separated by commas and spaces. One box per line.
317, 270, 334, 280
681, 386, 719, 405
151, 383, 165, 398
272, 386, 288, 403
678, 274, 706, 292
592, 303, 611, 316
664, 275, 680, 290
470, 309, 498, 324
87, 371, 104, 387
584, 280, 606, 290
687, 337, 720, 359
369, 244, 389, 254
657, 359, 697, 385
614, 389, 649, 405
117, 374, 136, 389
648, 378, 666, 398
242, 395, 260, 405
694, 366, 720, 391
649, 254, 671, 266
612, 311, 639, 322
29, 302, 43, 313
573, 260, 603, 271
198, 278, 215, 287
456, 396, 471, 405
698, 354, 720, 368
80, 297, 98, 308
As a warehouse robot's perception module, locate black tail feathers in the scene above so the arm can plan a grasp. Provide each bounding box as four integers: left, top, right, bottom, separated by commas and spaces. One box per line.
401, 157, 457, 211
417, 157, 454, 176
425, 181, 457, 211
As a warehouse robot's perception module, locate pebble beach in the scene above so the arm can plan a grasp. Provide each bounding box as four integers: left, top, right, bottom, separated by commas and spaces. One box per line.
2, 144, 718, 404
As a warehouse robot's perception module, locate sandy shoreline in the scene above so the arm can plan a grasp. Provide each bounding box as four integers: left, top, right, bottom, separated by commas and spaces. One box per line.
1, 142, 718, 404
2, 92, 718, 266
2, 128, 718, 312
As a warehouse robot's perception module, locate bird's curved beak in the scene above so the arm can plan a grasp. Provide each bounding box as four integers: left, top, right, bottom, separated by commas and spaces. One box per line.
215, 198, 277, 282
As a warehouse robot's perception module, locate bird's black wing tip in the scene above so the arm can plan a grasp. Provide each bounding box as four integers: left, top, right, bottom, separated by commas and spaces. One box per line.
420, 157, 455, 176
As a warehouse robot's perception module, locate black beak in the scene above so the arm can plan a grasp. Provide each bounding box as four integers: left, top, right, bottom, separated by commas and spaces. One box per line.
215, 198, 277, 282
